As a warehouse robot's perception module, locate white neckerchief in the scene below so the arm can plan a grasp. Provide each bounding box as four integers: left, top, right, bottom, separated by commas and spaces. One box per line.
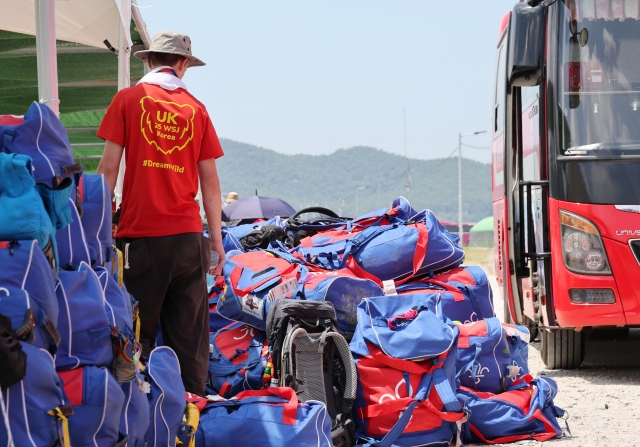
137, 66, 187, 91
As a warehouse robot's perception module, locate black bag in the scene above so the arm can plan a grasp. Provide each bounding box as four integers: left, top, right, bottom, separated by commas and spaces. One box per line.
284, 207, 349, 247
0, 313, 27, 389
238, 224, 286, 250
266, 300, 356, 447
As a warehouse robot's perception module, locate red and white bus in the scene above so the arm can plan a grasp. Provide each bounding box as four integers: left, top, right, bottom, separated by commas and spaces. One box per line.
492, 0, 640, 368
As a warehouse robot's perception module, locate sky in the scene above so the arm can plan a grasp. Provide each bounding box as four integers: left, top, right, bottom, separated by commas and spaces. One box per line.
141, 1, 517, 163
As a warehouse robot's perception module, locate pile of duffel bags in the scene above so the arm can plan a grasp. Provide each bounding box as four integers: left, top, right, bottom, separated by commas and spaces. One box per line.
0, 103, 194, 447
0, 102, 567, 447
200, 197, 569, 446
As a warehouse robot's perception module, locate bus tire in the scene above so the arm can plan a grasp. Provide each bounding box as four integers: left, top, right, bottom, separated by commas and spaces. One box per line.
541, 329, 585, 369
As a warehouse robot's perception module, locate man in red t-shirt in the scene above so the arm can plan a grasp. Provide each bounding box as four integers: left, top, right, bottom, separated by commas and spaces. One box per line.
96, 31, 224, 395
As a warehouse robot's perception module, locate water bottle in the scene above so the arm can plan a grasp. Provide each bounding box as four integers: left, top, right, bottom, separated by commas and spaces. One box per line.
210, 250, 220, 272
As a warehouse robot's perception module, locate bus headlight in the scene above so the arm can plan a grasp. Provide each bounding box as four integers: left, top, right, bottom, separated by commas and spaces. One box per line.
560, 210, 611, 275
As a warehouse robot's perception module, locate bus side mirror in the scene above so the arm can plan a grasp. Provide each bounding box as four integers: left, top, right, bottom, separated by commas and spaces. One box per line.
508, 3, 546, 87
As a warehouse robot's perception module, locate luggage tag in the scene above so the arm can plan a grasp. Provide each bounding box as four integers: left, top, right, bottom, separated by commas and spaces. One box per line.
382, 280, 398, 296
266, 278, 299, 302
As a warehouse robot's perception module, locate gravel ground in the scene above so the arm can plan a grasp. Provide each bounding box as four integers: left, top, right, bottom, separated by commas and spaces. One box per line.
477, 273, 640, 446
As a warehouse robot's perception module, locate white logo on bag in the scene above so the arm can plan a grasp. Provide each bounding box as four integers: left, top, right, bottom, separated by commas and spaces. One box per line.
470, 363, 490, 384
234, 326, 256, 341
463, 312, 478, 325
379, 379, 414, 422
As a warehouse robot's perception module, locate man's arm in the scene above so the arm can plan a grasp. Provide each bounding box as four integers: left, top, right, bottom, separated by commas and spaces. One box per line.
198, 157, 225, 276
96, 140, 125, 195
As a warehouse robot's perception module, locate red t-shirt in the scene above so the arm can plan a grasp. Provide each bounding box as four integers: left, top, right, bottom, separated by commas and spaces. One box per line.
97, 83, 224, 238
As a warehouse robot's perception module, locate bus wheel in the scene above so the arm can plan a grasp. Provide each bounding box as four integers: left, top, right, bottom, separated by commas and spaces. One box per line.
541, 329, 585, 369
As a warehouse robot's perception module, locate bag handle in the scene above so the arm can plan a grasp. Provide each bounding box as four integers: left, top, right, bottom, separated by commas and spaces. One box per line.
235, 387, 299, 425
229, 261, 298, 296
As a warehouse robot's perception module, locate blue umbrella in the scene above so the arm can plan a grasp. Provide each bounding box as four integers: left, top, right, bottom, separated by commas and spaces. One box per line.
222, 196, 296, 220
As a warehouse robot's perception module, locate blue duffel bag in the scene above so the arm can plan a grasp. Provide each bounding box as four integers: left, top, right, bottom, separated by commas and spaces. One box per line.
293, 209, 464, 282
1, 342, 71, 447
455, 317, 512, 393
207, 322, 267, 398
397, 266, 495, 324
458, 375, 565, 444
218, 249, 383, 332
55, 261, 114, 370
195, 387, 333, 447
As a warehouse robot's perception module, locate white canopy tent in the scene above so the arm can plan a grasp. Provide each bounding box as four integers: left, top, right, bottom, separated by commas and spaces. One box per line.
0, 0, 150, 204
0, 0, 133, 50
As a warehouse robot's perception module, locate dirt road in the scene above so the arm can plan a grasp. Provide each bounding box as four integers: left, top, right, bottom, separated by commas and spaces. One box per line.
471, 248, 640, 446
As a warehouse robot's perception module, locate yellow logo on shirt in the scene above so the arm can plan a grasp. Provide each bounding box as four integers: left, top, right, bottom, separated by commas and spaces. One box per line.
140, 96, 196, 155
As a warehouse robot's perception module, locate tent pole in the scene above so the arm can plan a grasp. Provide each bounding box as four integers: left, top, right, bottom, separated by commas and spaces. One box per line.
114, 4, 132, 207
35, 0, 59, 115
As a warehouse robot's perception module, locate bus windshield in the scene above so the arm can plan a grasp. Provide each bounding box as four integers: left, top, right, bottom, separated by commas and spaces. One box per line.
558, 0, 640, 156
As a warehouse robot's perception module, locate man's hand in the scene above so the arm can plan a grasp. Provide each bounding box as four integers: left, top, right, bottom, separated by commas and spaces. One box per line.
209, 238, 225, 277
198, 157, 225, 277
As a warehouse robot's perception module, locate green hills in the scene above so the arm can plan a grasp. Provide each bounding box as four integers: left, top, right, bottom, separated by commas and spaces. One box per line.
217, 139, 492, 223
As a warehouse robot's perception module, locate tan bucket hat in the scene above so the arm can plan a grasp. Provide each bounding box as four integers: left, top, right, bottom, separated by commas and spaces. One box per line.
225, 192, 239, 204
134, 31, 205, 67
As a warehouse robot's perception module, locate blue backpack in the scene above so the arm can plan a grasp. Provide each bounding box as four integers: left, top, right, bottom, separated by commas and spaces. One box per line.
207, 322, 267, 398
0, 153, 57, 256
56, 197, 92, 268
0, 286, 59, 355
120, 381, 150, 447
58, 366, 127, 447
55, 261, 114, 370
0, 102, 80, 187
1, 342, 71, 447
397, 266, 495, 324
194, 388, 333, 447
293, 209, 464, 282
95, 265, 139, 386
144, 346, 186, 446
458, 375, 565, 444
0, 103, 79, 230
455, 317, 512, 393
0, 239, 59, 354
79, 174, 112, 266
349, 294, 466, 447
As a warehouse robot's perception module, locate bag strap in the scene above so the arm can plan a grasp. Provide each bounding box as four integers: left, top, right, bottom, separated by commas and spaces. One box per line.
468, 408, 560, 444
455, 343, 483, 382
235, 387, 299, 425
